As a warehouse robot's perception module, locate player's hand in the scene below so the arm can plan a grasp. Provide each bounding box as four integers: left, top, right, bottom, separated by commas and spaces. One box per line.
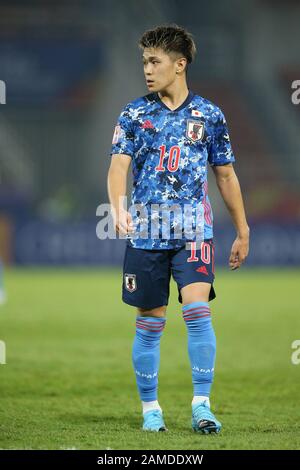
113, 208, 135, 236
229, 234, 249, 270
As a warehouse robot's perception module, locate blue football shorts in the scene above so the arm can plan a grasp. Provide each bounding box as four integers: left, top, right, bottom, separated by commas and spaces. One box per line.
122, 239, 216, 309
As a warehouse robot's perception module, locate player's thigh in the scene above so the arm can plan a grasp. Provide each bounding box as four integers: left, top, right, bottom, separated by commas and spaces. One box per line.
122, 245, 171, 311
171, 240, 216, 306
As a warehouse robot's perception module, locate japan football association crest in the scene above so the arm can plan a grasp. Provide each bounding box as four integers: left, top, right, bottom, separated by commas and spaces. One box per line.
186, 120, 205, 143
124, 273, 137, 292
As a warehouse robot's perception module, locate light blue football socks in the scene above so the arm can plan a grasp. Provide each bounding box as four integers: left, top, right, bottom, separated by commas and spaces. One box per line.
132, 304, 218, 432
183, 301, 216, 398
132, 316, 166, 403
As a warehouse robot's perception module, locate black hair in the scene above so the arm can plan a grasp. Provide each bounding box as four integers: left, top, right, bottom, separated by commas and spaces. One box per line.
139, 24, 196, 65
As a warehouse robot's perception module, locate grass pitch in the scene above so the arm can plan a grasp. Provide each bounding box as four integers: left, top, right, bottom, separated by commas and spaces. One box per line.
0, 268, 299, 450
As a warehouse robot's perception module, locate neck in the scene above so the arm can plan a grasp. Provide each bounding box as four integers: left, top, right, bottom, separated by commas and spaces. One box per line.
158, 80, 189, 111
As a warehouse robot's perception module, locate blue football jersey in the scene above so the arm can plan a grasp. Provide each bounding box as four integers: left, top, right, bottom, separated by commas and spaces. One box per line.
110, 90, 235, 249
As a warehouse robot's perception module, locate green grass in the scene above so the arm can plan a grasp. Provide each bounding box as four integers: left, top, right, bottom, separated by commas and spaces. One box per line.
0, 267, 299, 450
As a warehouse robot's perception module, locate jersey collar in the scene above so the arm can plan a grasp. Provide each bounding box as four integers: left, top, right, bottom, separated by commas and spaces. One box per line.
153, 90, 194, 112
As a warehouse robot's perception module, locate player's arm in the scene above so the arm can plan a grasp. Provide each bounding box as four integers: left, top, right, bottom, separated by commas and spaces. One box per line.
212, 163, 250, 270
107, 154, 134, 235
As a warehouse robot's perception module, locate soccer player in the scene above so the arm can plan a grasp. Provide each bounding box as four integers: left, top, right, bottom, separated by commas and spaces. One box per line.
107, 25, 249, 434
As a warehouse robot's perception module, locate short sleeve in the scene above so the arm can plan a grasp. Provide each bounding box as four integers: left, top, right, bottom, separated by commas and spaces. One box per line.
110, 104, 135, 157
208, 109, 235, 166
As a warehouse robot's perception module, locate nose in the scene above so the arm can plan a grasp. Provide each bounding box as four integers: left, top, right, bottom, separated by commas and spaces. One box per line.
144, 63, 153, 76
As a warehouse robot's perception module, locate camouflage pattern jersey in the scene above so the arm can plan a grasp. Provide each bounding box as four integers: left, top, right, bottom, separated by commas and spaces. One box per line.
110, 90, 235, 249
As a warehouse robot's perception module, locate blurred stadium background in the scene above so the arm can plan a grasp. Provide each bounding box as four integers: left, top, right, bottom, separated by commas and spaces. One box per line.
0, 0, 300, 266
0, 0, 299, 450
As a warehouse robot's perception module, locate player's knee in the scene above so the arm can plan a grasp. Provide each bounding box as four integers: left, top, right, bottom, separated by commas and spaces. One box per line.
137, 306, 167, 318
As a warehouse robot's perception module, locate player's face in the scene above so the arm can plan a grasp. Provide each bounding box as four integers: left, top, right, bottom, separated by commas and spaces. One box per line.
142, 48, 179, 93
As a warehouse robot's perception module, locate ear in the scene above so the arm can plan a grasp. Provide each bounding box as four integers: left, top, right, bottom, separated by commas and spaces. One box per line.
176, 57, 188, 74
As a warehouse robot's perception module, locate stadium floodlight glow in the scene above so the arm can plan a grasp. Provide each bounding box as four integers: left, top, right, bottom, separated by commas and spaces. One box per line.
0, 80, 6, 104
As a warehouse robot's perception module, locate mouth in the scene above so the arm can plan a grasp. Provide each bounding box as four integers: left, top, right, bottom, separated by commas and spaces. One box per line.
146, 80, 155, 86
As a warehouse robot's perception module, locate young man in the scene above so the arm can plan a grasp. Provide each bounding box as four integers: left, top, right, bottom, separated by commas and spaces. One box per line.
107, 25, 249, 434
